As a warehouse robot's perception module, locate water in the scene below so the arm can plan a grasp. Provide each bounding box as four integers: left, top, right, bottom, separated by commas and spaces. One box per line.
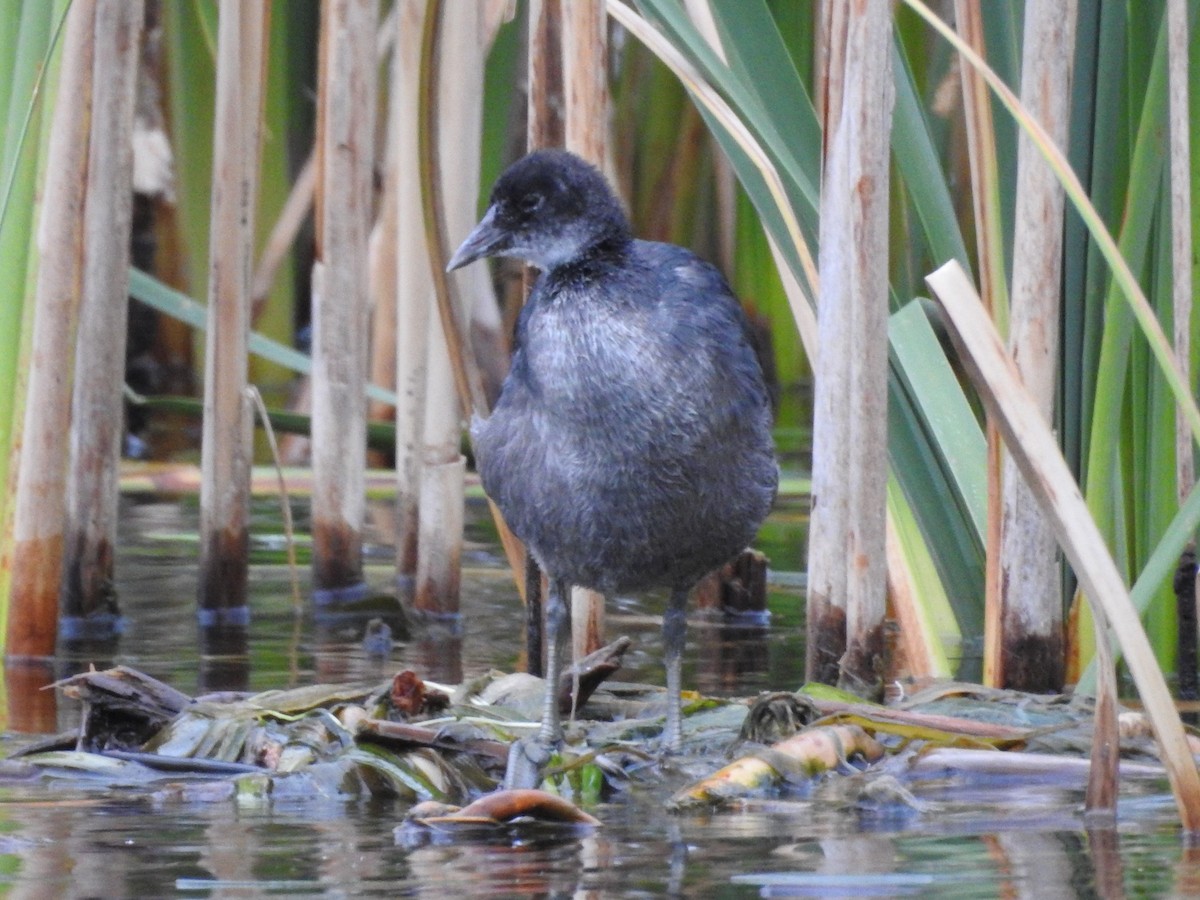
0, 493, 1194, 897
0, 763, 1193, 897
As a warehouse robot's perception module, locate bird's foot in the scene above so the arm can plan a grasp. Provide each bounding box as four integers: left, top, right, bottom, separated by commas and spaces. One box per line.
660, 720, 684, 758
503, 734, 558, 790
657, 741, 684, 769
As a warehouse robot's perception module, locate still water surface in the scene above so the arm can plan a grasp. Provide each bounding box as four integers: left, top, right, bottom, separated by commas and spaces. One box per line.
0, 495, 1194, 898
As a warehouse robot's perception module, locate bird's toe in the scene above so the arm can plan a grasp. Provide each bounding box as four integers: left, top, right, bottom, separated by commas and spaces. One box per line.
503, 734, 558, 790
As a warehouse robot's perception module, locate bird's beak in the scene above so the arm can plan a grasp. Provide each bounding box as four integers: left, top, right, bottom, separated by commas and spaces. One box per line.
446, 205, 507, 272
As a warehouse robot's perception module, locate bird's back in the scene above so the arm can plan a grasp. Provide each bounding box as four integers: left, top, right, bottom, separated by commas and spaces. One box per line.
473, 240, 777, 594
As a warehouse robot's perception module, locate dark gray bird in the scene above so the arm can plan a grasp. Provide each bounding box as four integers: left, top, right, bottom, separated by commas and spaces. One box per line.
448, 149, 777, 785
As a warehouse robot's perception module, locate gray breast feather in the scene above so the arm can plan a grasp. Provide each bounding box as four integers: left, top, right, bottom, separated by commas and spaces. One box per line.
473, 240, 777, 594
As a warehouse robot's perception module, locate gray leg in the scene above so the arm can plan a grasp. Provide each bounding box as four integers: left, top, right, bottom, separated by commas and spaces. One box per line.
504, 578, 571, 789
539, 578, 571, 743
662, 585, 690, 752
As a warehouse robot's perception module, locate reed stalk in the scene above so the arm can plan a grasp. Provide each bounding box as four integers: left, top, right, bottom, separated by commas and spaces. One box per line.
515, 0, 564, 672
369, 169, 398, 453
412, 246, 463, 615
411, 0, 489, 619
995, 0, 1076, 691
804, 0, 893, 696
927, 259, 1200, 831
309, 0, 376, 600
529, 0, 564, 150
60, 0, 144, 638
953, 1, 1008, 687
5, 0, 96, 657
0, 3, 65, 541
563, 0, 608, 167
394, 0, 430, 583
412, 0, 467, 618
197, 0, 269, 623
562, 0, 609, 660
0, 1, 68, 652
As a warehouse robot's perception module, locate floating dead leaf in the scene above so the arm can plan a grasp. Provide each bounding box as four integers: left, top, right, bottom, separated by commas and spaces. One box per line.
668, 724, 884, 811
390, 671, 450, 717
405, 788, 601, 829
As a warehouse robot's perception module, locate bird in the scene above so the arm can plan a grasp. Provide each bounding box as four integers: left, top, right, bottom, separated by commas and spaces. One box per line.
447, 149, 777, 787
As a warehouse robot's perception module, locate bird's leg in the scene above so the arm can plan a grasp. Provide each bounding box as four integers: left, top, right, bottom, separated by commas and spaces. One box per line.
539, 577, 571, 743
504, 577, 571, 790
662, 584, 690, 752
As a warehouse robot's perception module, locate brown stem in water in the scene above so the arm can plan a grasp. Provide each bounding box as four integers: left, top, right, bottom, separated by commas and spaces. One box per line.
417, 0, 526, 594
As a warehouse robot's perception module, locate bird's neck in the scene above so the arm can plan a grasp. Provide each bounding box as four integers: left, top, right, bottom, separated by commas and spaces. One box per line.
546, 231, 631, 281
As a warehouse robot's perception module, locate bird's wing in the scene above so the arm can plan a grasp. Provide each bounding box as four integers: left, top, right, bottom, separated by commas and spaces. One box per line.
634, 241, 771, 414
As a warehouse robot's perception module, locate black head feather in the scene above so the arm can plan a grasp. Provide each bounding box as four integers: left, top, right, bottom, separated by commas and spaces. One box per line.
447, 150, 630, 272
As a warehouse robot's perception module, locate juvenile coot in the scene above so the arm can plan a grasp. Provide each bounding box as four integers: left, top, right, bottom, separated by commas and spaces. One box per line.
448, 150, 777, 784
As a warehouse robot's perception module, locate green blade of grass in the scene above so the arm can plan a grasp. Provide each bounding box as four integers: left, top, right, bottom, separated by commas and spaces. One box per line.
128, 268, 399, 408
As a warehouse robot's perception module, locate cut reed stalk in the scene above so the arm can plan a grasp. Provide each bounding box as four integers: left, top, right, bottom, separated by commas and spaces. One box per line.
954, 0, 1008, 689
0, 3, 66, 541
414, 304, 463, 619
428, 13, 524, 609
1085, 601, 1120, 818
197, 0, 268, 623
309, 0, 376, 599
60, 0, 145, 637
804, 0, 893, 697
563, 0, 608, 660
417, 0, 488, 419
394, 0, 430, 583
5, 0, 97, 658
514, 0, 566, 671
412, 0, 492, 619
563, 0, 607, 167
996, 0, 1076, 692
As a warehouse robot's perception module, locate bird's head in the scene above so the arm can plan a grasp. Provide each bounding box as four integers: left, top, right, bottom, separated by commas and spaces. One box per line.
447, 149, 630, 273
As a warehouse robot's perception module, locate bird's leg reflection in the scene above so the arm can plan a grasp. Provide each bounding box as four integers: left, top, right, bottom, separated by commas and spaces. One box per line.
662, 585, 690, 753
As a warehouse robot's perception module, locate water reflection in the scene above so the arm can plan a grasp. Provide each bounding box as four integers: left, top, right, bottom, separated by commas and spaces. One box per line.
3, 661, 57, 735
402, 833, 601, 898
197, 625, 251, 695
0, 495, 1194, 895
694, 617, 772, 697
0, 770, 1194, 896
1087, 825, 1125, 900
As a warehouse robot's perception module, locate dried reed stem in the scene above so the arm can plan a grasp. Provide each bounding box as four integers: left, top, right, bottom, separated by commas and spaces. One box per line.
197, 0, 269, 621
61, 0, 145, 633
997, 0, 1076, 692
394, 0, 430, 581
310, 0, 376, 596
563, 0, 608, 660
805, 0, 893, 696
928, 259, 1200, 832
5, 0, 97, 657
954, 0, 1007, 688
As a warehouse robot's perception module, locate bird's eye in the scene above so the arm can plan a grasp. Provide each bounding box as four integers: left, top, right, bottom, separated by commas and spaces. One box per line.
519, 193, 544, 214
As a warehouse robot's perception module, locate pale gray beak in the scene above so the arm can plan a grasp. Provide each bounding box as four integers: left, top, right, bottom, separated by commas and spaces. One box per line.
446, 205, 507, 272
